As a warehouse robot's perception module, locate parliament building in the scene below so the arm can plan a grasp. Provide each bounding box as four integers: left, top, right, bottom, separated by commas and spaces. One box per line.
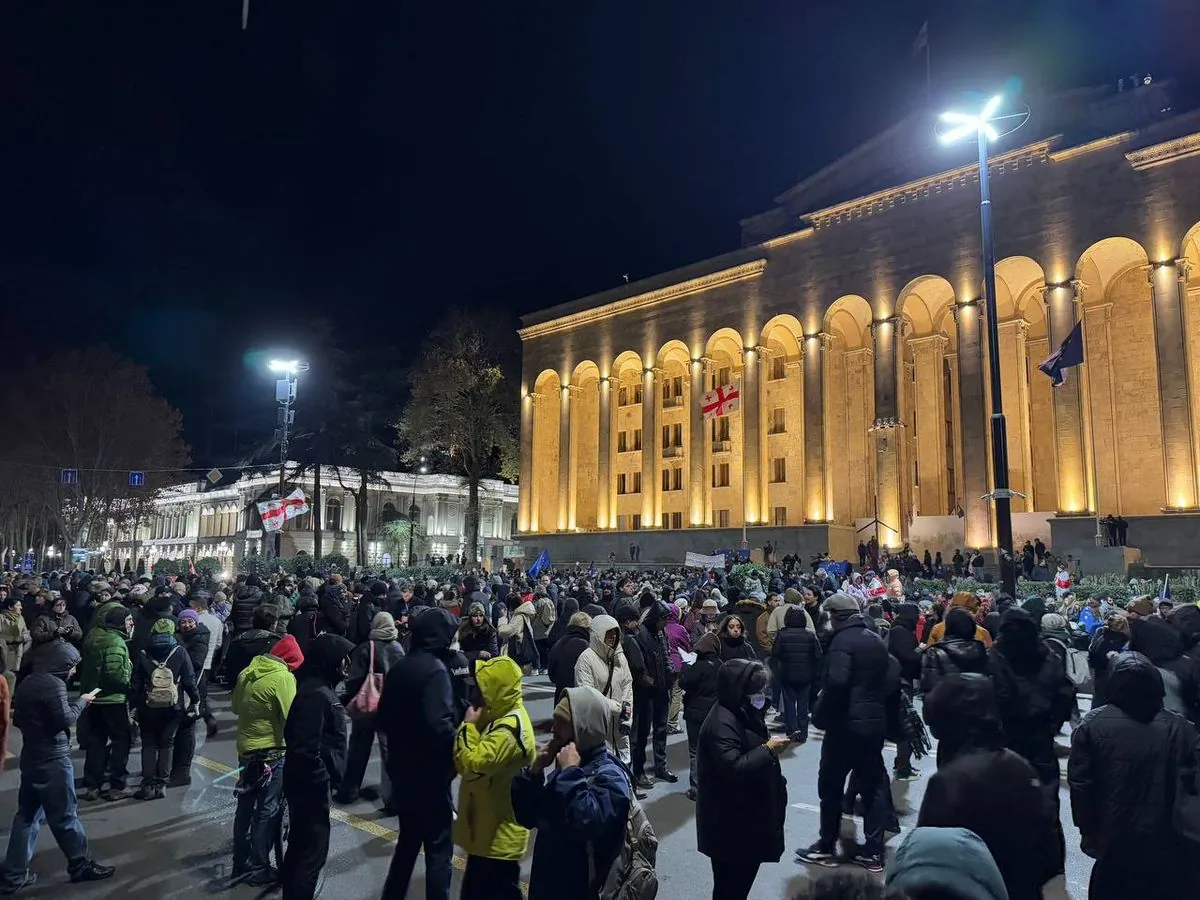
516, 80, 1200, 567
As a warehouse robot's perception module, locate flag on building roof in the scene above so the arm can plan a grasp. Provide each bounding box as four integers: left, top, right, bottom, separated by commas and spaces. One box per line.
1037, 320, 1085, 386
701, 383, 740, 419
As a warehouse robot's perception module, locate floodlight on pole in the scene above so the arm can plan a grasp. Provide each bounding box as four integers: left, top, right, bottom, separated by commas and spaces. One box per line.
267, 358, 308, 557
268, 359, 305, 375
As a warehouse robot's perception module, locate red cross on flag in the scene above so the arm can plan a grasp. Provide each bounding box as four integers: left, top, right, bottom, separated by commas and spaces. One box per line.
257, 489, 310, 532
701, 383, 740, 419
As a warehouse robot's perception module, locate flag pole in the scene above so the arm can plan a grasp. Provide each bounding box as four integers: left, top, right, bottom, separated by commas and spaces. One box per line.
739, 370, 748, 554
1078, 318, 1104, 546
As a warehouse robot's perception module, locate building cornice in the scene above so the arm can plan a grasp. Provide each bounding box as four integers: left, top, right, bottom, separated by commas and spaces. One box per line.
517, 260, 767, 341
804, 138, 1058, 230
1048, 131, 1135, 162
1125, 131, 1200, 171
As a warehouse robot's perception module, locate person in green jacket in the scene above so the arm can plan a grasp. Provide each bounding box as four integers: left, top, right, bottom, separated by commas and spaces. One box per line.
78, 605, 134, 801
230, 633, 303, 887
453, 655, 536, 900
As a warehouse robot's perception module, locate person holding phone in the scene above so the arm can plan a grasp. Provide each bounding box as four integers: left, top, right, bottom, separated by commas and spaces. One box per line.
0, 639, 115, 891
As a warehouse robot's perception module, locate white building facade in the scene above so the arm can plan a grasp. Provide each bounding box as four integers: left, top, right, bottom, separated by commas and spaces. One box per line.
113, 466, 521, 571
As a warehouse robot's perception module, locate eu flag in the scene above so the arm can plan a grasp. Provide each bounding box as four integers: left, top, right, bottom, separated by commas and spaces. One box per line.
1038, 320, 1085, 386
528, 549, 550, 578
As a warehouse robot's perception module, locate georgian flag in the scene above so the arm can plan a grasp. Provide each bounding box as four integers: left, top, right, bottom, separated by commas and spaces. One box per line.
257, 489, 310, 532
701, 383, 740, 419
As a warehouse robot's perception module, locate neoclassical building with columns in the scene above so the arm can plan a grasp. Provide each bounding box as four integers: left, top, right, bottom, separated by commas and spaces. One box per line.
517, 80, 1200, 567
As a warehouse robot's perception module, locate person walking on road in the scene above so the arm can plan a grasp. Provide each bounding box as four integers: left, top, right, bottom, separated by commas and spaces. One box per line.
78, 605, 135, 802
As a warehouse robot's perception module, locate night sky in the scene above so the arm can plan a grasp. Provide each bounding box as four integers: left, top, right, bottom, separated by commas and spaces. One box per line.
3, 1, 1196, 466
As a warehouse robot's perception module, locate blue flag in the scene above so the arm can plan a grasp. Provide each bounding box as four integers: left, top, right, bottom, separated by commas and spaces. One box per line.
1159, 573, 1170, 602
1038, 320, 1085, 386
528, 549, 550, 578
588, 561, 596, 577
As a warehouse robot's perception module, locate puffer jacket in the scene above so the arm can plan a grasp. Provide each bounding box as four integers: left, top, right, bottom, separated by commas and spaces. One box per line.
770, 606, 822, 687
921, 635, 990, 694
811, 614, 895, 740
130, 633, 199, 713
342, 638, 405, 704
231, 651, 296, 757
78, 620, 132, 705
547, 623, 590, 700
1168, 603, 1200, 654
287, 592, 322, 657
888, 603, 923, 682
632, 602, 672, 696
1068, 652, 1198, 896
1129, 616, 1200, 723
178, 623, 212, 681
318, 586, 350, 636
453, 656, 536, 860
12, 671, 85, 762
230, 584, 262, 633
573, 615, 634, 717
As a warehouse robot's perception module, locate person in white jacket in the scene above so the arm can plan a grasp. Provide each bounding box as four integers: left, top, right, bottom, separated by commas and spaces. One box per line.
498, 596, 539, 671
573, 614, 633, 765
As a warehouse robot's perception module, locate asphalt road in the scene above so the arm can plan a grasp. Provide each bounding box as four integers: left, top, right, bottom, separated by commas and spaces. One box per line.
0, 677, 1091, 899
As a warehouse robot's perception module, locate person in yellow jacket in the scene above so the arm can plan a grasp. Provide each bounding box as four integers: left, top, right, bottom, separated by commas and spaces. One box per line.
453, 655, 535, 900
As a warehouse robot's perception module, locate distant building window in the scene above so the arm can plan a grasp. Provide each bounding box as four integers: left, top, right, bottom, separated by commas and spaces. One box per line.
712, 463, 730, 488
717, 509, 731, 528
769, 407, 786, 435
617, 473, 628, 495
326, 498, 343, 531
770, 457, 787, 483
769, 356, 786, 381
773, 505, 788, 526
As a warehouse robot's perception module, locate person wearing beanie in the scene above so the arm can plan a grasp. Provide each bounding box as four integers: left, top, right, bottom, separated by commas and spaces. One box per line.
510, 686, 632, 900
798, 591, 896, 873
884, 826, 1009, 900
78, 604, 135, 802
281, 633, 355, 899
130, 592, 177, 659
335, 613, 405, 807
229, 632, 302, 886
169, 607, 213, 784
921, 608, 990, 695
0, 640, 116, 891
679, 630, 722, 801
130, 614, 199, 800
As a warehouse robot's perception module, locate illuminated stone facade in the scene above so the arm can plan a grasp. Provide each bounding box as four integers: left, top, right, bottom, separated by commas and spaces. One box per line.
518, 82, 1200, 564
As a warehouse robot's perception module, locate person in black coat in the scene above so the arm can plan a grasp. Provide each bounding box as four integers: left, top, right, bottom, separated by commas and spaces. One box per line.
771, 605, 822, 742
920, 608, 989, 694
1169, 602, 1200, 654
280, 633, 354, 900
129, 594, 176, 659
288, 589, 322, 657
716, 614, 757, 663
547, 612, 591, 704
680, 632, 722, 801
348, 582, 385, 645
222, 604, 280, 687
627, 600, 676, 788
230, 579, 263, 634
379, 609, 459, 900
1088, 612, 1130, 707
170, 610, 211, 786
922, 672, 1003, 768
1068, 651, 1200, 900
799, 593, 895, 871
1129, 615, 1200, 723
129, 622, 199, 799
696, 659, 788, 899
455, 603, 501, 673
887, 603, 922, 685
317, 584, 350, 637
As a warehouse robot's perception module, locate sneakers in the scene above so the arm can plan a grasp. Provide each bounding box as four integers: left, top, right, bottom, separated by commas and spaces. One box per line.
653, 769, 679, 784
80, 788, 100, 802
206, 719, 220, 739
0, 872, 37, 894
245, 867, 279, 887
685, 788, 697, 801
153, 785, 167, 800
134, 786, 156, 801
634, 774, 654, 791
101, 788, 132, 802
795, 842, 840, 868
69, 861, 116, 884
667, 725, 683, 735
893, 766, 920, 782
852, 853, 884, 874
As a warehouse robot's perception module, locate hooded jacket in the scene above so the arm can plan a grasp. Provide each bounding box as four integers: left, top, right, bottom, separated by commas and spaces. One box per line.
511, 686, 633, 900
453, 656, 536, 860
696, 659, 787, 862
232, 651, 297, 757
922, 673, 1004, 766
679, 632, 722, 725
131, 632, 200, 713
230, 583, 263, 633
342, 633, 405, 705
12, 640, 84, 762
1129, 615, 1200, 723
888, 602, 923, 682
885, 826, 1010, 900
574, 614, 634, 718
284, 634, 355, 793
78, 608, 132, 705
1168, 603, 1200, 654
770, 605, 822, 687
130, 596, 176, 658
222, 626, 279, 689
922, 609, 991, 694
765, 591, 815, 640
317, 585, 350, 637
287, 590, 322, 656
631, 602, 672, 696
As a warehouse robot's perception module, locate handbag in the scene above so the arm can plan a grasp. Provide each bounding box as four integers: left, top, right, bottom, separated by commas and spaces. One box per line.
1174, 766, 1200, 845
346, 640, 383, 718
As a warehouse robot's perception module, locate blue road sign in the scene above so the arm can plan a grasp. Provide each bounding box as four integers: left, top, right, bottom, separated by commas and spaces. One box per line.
20, 551, 35, 574
61, 468, 78, 485
129, 471, 146, 487
71, 548, 88, 563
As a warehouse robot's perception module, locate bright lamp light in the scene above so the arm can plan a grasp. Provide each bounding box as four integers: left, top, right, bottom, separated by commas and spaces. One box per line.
938, 94, 1004, 145
268, 359, 301, 374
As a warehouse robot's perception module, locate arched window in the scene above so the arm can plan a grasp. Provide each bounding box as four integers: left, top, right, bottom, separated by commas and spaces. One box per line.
380, 501, 402, 526
325, 497, 343, 532
509, 514, 518, 538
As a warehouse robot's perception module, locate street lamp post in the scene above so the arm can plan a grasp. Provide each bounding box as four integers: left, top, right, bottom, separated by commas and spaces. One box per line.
268, 359, 309, 558
408, 457, 428, 566
939, 94, 1021, 597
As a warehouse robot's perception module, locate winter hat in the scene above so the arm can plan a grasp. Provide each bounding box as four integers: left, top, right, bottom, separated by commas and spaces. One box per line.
105, 605, 131, 628
370, 611, 399, 642
1040, 613, 1067, 632
783, 587, 803, 605
886, 826, 1009, 900
700, 598, 720, 613
823, 592, 860, 616
553, 694, 573, 728
269, 634, 305, 672
694, 632, 721, 656
179, 609, 201, 625
151, 618, 177, 635
1128, 596, 1155, 617
129, 584, 150, 602
950, 591, 982, 613
370, 580, 388, 597
214, 591, 227, 604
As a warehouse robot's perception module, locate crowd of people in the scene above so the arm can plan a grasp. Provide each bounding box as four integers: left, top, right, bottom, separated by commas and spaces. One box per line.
0, 556, 1198, 899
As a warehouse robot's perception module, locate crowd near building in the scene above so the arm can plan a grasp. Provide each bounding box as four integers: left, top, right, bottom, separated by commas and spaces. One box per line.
516, 79, 1200, 567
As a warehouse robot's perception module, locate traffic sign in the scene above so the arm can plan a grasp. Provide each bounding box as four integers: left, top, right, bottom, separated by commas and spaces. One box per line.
207, 468, 224, 485
61, 468, 78, 485
20, 551, 34, 574
129, 471, 146, 487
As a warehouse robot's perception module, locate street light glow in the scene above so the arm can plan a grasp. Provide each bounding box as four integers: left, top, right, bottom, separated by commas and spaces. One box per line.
268, 359, 302, 374
938, 94, 1004, 145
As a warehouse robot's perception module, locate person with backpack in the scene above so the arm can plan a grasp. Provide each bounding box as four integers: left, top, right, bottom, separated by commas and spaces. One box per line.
510, 685, 639, 900
335, 612, 405, 806
498, 593, 539, 673
531, 588, 557, 675
129, 618, 199, 800
453, 655, 536, 900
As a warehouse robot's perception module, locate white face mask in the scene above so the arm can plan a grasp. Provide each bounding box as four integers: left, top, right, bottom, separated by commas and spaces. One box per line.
748, 692, 767, 710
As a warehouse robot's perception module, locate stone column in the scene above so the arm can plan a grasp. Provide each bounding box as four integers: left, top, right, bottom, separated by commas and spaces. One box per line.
641, 368, 658, 527
997, 319, 1034, 512
871, 316, 905, 546
597, 377, 612, 529
1043, 282, 1091, 513
946, 351, 966, 510
1151, 260, 1199, 509
909, 334, 949, 516
954, 301, 994, 549
557, 384, 572, 531
689, 358, 706, 525
518, 390, 534, 532
803, 334, 828, 522
742, 348, 762, 526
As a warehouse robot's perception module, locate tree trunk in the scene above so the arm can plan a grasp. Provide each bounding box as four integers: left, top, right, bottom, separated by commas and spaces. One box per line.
356, 469, 368, 568
312, 464, 323, 561
465, 475, 480, 567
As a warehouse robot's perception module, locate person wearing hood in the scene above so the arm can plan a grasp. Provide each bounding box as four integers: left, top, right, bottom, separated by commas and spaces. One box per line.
730, 592, 769, 659
884, 826, 1009, 900
336, 613, 405, 807
546, 593, 579, 647
347, 581, 385, 645
511, 685, 633, 900
316, 583, 350, 637
457, 602, 501, 672
1088, 611, 1130, 707
1068, 651, 1200, 899
716, 613, 757, 663
379, 608, 459, 900
129, 618, 199, 800
1128, 615, 1200, 723
129, 593, 176, 657
230, 577, 263, 635
498, 591, 539, 672
573, 614, 634, 767
921, 608, 990, 694
1168, 602, 1200, 654
223, 604, 280, 689
531, 587, 557, 675
922, 673, 1004, 768
78, 604, 134, 802
453, 655, 536, 900
664, 604, 692, 734
696, 659, 789, 899
28, 595, 82, 649
0, 640, 115, 892
627, 600, 677, 791
547, 611, 591, 704
680, 632, 722, 801
771, 605, 823, 743
280, 633, 355, 900
799, 593, 895, 874
287, 585, 322, 656
982, 594, 1015, 642
230, 634, 303, 886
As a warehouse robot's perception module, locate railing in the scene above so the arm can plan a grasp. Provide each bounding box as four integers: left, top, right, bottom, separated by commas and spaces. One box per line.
711, 440, 732, 453
662, 445, 683, 458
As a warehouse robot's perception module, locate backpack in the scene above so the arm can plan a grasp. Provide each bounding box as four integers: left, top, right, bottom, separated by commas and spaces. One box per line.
589, 767, 659, 900
1046, 637, 1091, 688
346, 640, 383, 719
145, 647, 180, 708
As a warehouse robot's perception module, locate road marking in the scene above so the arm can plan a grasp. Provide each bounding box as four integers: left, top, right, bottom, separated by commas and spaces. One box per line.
791, 801, 907, 835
